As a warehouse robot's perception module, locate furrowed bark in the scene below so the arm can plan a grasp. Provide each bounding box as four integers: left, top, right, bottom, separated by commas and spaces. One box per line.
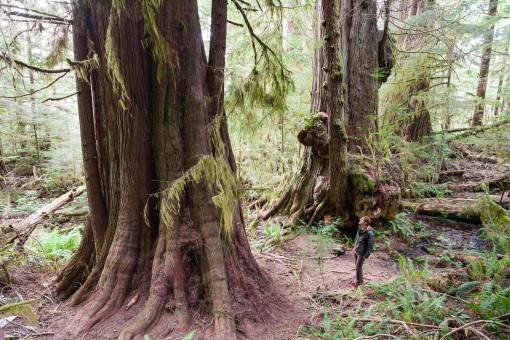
343, 0, 378, 152
327, 0, 350, 220
60, 1, 269, 338
179, 1, 234, 335
56, 217, 96, 298
71, 0, 154, 331
72, 0, 108, 257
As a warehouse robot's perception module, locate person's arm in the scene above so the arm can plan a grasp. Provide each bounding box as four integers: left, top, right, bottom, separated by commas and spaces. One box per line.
364, 230, 374, 258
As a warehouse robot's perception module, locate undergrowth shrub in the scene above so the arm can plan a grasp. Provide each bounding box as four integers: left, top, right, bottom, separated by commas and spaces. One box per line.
479, 194, 510, 254
311, 218, 342, 238
253, 221, 288, 251
26, 228, 81, 267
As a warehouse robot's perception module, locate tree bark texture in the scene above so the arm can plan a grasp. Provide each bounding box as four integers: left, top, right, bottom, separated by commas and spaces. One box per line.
328, 0, 350, 220
472, 0, 498, 126
56, 1, 269, 339
342, 0, 379, 152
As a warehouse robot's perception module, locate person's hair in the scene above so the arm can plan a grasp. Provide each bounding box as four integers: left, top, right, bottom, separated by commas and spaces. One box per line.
361, 216, 371, 224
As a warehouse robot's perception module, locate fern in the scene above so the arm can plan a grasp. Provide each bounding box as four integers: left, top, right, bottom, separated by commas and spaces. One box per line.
449, 281, 481, 296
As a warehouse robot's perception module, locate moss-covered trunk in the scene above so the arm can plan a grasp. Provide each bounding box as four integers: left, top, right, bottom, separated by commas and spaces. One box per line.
56, 1, 269, 339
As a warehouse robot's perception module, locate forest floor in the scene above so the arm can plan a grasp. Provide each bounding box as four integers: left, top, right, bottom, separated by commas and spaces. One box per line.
1, 211, 488, 340
0, 223, 399, 340
241, 234, 398, 339
1, 140, 509, 339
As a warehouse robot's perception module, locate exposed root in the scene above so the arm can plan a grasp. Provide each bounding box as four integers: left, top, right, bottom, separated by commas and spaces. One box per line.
55, 218, 96, 299
119, 217, 191, 339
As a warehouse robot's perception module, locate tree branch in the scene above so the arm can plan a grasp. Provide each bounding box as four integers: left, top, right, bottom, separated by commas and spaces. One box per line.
227, 19, 243, 27
0, 4, 71, 24
440, 320, 510, 340
42, 91, 79, 103
1, 72, 69, 99
1, 54, 71, 73
2, 10, 71, 25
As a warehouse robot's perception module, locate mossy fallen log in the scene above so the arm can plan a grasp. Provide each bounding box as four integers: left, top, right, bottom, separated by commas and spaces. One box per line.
401, 198, 482, 222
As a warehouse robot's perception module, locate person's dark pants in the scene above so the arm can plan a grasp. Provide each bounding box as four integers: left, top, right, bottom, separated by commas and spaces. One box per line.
354, 252, 365, 285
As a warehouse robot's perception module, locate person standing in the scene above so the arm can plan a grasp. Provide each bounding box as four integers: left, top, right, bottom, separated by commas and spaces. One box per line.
353, 216, 374, 288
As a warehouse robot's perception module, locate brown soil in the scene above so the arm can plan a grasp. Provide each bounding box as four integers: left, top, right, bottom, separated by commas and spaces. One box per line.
240, 234, 397, 339
0, 233, 397, 340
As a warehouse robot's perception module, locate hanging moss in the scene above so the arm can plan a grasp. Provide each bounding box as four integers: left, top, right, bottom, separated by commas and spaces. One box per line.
105, 10, 129, 109
349, 167, 375, 195
150, 117, 239, 239
141, 0, 175, 81
67, 54, 99, 83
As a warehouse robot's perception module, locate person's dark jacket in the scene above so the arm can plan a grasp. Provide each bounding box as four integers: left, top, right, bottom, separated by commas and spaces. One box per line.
354, 226, 374, 258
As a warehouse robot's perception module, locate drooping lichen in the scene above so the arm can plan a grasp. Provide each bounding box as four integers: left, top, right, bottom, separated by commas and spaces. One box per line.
67, 54, 99, 83
152, 117, 239, 239
105, 10, 129, 109
141, 0, 175, 81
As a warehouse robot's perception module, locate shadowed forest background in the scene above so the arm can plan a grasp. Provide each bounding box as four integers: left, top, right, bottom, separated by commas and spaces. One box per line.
0, 0, 510, 339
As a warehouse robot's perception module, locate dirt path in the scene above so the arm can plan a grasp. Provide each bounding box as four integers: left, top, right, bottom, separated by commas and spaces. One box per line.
240, 234, 398, 339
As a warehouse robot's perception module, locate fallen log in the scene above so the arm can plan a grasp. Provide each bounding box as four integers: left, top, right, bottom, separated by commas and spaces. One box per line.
0, 186, 85, 248
401, 198, 481, 223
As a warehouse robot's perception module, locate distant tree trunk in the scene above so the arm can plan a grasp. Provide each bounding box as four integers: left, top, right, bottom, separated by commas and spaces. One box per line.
472, 0, 498, 126
494, 74, 504, 116
262, 0, 398, 228
0, 141, 6, 177
493, 38, 509, 117
26, 28, 40, 165
55, 1, 269, 339
382, 0, 434, 142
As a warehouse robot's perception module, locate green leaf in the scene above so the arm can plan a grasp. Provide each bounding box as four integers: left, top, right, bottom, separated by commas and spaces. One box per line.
183, 329, 197, 340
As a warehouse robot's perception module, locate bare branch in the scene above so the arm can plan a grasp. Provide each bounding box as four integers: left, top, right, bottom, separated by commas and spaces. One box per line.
0, 3, 66, 20
227, 20, 243, 27
1, 54, 71, 73
1, 71, 69, 99
2, 10, 71, 25
42, 91, 79, 103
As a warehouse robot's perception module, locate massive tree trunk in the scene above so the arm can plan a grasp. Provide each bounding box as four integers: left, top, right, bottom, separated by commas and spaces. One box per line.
262, 0, 398, 229
472, 0, 498, 126
56, 1, 269, 339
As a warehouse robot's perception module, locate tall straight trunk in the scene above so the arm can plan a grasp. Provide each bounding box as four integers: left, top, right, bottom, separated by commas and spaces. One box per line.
56, 1, 269, 339
472, 0, 498, 126
494, 74, 504, 116
0, 140, 6, 178
55, 0, 108, 298
328, 0, 350, 218
342, 0, 378, 152
493, 38, 509, 117
26, 28, 41, 166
